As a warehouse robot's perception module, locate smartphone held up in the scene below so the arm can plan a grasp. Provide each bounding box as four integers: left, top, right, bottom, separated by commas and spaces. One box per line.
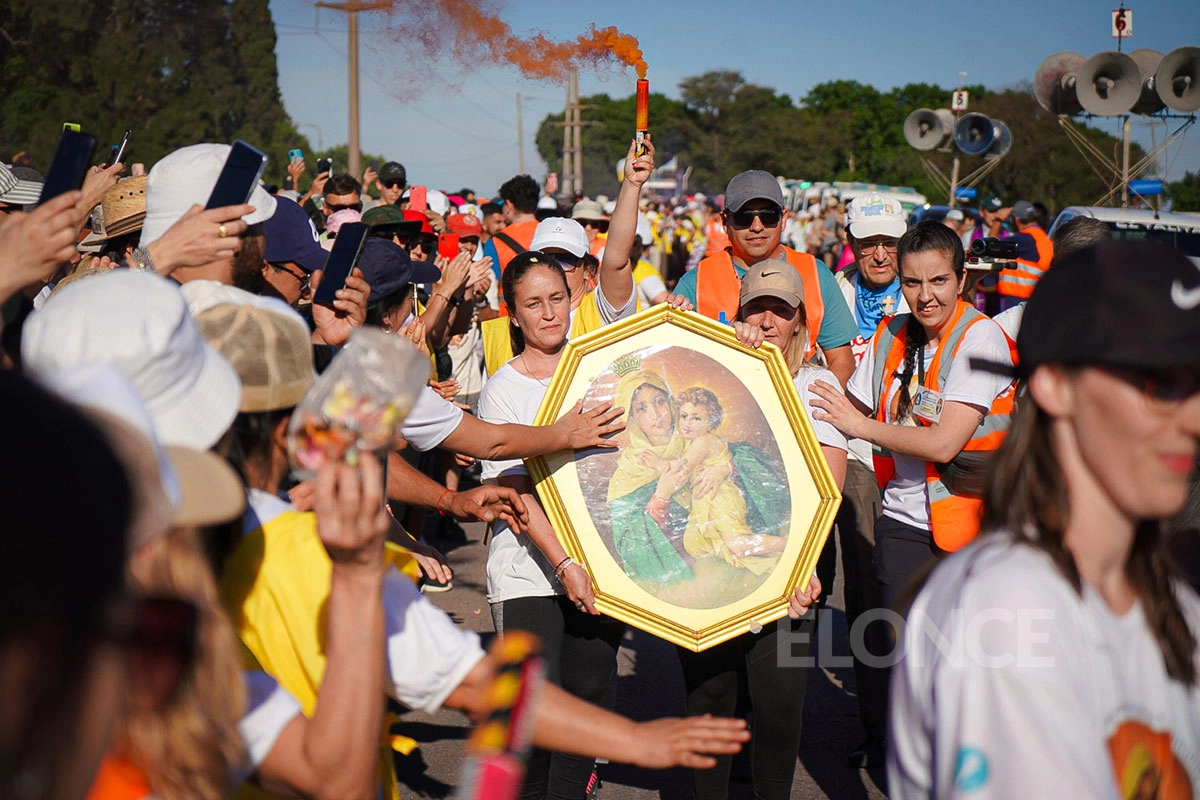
38, 128, 98, 205
206, 140, 268, 210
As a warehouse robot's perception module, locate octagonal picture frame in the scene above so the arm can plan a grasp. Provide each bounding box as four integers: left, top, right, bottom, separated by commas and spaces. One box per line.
527, 304, 842, 651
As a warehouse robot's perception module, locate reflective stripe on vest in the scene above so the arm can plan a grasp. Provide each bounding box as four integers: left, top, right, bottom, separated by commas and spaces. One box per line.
997, 226, 1053, 299
695, 247, 826, 358
868, 301, 1017, 552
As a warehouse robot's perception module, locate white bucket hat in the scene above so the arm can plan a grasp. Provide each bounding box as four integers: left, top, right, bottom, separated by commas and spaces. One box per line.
139, 143, 277, 248
21, 270, 242, 450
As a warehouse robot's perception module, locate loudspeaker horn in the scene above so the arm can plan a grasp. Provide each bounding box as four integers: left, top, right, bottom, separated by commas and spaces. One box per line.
954, 113, 995, 156
1034, 51, 1085, 115
1077, 51, 1141, 115
1129, 49, 1165, 114
985, 120, 1011, 158
904, 108, 955, 150
1155, 46, 1200, 113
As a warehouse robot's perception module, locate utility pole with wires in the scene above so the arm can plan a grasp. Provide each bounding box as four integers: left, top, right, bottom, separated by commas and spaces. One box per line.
555, 68, 592, 198
314, 0, 386, 179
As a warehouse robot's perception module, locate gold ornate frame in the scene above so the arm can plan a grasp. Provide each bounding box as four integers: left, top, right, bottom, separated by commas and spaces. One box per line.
527, 305, 841, 651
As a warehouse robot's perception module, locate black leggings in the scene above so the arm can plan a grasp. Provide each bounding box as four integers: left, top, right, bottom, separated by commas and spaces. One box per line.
676, 615, 815, 800
496, 595, 626, 800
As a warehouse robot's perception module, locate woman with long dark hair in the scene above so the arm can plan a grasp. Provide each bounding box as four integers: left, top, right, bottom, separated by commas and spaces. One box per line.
888, 239, 1200, 796
811, 221, 1016, 609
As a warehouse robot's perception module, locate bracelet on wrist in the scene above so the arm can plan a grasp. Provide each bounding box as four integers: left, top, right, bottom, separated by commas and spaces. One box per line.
554, 556, 575, 581
130, 246, 157, 273
435, 488, 453, 516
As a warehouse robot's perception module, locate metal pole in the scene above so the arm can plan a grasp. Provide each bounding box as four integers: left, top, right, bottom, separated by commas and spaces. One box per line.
347, 9, 361, 179
948, 156, 961, 208
572, 70, 583, 196
517, 92, 525, 176
561, 78, 572, 193
1121, 116, 1131, 209
315, 1, 385, 180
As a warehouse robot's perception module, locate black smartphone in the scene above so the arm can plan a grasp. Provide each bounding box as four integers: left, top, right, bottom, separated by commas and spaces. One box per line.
38, 129, 99, 205
317, 157, 332, 174
206, 139, 268, 210
104, 129, 132, 167
312, 222, 368, 306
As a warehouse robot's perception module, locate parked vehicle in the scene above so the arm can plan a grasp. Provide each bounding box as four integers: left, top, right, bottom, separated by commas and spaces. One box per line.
1049, 206, 1200, 263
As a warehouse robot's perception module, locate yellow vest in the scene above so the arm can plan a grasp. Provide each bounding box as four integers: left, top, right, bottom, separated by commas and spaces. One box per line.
220, 509, 420, 800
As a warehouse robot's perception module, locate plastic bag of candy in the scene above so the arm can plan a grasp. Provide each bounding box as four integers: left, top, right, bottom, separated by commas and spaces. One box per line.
287, 327, 430, 477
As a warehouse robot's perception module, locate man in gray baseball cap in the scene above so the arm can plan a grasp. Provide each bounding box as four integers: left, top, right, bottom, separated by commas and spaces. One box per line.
672, 169, 859, 386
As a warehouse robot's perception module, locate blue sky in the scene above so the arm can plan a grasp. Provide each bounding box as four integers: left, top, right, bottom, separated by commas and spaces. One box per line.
269, 0, 1200, 198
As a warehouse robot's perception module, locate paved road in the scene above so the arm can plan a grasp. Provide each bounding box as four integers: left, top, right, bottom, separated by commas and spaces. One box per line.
393, 519, 889, 800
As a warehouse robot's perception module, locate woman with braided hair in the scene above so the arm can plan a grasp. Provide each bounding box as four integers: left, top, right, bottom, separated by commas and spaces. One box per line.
810, 221, 1016, 611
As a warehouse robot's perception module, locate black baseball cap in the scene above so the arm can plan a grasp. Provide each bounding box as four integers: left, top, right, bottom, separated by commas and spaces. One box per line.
378, 161, 406, 187
998, 240, 1200, 378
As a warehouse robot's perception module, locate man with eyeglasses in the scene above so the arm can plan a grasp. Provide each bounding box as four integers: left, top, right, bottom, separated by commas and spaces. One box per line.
261, 197, 325, 305
832, 191, 909, 771
319, 173, 364, 232
673, 169, 858, 386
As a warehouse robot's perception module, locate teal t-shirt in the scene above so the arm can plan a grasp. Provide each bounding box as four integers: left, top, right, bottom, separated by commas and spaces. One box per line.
674, 255, 857, 351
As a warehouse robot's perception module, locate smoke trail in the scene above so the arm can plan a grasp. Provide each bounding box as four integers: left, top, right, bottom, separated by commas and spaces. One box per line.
374, 1, 646, 81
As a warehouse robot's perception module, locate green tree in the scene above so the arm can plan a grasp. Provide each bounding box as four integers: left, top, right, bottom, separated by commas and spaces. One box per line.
0, 0, 307, 181
1166, 171, 1200, 212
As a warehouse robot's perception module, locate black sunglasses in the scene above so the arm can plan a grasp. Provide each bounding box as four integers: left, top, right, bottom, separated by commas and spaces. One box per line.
727, 207, 782, 229
382, 180, 404, 190
579, 219, 609, 233
326, 201, 363, 213
271, 262, 311, 293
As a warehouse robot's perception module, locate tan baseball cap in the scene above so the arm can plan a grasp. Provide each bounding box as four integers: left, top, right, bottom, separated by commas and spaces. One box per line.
195, 303, 315, 413
739, 259, 805, 309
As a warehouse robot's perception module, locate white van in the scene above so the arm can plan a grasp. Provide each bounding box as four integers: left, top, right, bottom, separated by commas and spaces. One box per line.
1049, 206, 1200, 264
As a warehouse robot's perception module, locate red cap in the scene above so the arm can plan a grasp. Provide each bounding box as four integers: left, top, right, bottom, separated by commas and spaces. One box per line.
446, 213, 482, 237
402, 209, 434, 234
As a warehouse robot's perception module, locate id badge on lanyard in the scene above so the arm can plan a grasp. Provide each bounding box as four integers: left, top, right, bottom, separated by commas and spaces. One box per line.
912, 346, 944, 424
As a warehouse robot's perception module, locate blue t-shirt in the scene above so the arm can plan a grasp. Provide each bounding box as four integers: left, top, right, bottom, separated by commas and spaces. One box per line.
854, 276, 902, 340
481, 238, 502, 281
673, 254, 858, 351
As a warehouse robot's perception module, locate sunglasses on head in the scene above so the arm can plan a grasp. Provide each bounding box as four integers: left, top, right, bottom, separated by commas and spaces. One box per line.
104, 594, 198, 710
727, 207, 782, 229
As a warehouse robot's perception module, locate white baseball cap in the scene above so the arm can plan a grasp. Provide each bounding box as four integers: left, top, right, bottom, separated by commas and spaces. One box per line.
531, 217, 588, 258
846, 192, 907, 239
139, 143, 277, 248
21, 270, 242, 450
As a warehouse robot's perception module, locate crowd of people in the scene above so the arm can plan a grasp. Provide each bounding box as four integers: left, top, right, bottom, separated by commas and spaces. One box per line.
1, 120, 1198, 800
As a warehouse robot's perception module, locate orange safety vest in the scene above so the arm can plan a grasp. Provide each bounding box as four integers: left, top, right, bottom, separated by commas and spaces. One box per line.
996, 226, 1053, 299
695, 247, 826, 358
869, 300, 1017, 552
704, 217, 729, 255
491, 219, 539, 275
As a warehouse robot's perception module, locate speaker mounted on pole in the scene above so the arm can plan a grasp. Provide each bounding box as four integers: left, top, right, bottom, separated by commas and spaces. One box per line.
1077, 51, 1141, 115
1034, 52, 1086, 115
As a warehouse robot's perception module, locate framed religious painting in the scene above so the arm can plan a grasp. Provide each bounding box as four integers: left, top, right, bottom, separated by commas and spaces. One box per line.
527, 304, 841, 651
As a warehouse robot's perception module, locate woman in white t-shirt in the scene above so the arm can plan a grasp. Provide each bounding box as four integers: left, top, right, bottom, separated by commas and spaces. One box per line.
889, 239, 1200, 797
810, 221, 1015, 611
477, 145, 649, 800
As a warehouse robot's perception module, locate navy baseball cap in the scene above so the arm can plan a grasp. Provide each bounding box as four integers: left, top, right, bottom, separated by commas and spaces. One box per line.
263, 197, 326, 274
356, 238, 441, 299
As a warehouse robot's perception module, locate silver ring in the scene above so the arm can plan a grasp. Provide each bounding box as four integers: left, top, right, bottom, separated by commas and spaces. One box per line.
575, 602, 584, 610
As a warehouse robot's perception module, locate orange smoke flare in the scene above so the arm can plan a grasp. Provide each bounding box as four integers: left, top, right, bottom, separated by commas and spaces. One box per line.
375, 3, 646, 82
